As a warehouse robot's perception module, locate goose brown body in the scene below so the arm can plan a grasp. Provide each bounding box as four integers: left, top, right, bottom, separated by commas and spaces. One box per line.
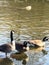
28, 37, 48, 47
0, 44, 12, 53
0, 30, 15, 57
28, 40, 45, 47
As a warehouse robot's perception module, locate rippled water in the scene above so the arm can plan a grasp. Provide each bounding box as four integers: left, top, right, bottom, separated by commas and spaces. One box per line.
0, 0, 49, 65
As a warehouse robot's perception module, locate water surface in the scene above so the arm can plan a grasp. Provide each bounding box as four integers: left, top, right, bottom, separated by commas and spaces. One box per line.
0, 0, 49, 65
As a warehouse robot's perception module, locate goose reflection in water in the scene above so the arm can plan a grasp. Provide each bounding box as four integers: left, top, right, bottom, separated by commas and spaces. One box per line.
11, 52, 29, 60
0, 58, 14, 65
29, 46, 47, 55
22, 57, 29, 65
11, 52, 29, 65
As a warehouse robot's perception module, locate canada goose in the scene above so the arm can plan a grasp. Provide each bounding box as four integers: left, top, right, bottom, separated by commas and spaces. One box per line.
27, 37, 48, 47
15, 41, 29, 52
0, 30, 15, 57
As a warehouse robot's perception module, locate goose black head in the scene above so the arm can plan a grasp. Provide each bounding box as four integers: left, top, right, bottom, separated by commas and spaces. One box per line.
42, 36, 48, 42
23, 41, 28, 47
23, 41, 29, 51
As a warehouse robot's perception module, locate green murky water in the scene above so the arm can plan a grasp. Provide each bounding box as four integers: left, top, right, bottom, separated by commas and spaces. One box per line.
0, 0, 49, 65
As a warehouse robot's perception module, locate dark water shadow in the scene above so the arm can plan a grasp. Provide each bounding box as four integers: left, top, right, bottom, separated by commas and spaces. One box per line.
42, 49, 47, 55
0, 57, 13, 65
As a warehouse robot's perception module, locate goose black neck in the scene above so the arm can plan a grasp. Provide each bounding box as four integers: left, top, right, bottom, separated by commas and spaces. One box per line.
42, 37, 48, 42
10, 31, 13, 44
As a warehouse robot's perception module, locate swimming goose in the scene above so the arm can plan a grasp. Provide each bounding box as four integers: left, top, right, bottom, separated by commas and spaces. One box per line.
0, 30, 15, 57
27, 37, 48, 47
15, 41, 29, 52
